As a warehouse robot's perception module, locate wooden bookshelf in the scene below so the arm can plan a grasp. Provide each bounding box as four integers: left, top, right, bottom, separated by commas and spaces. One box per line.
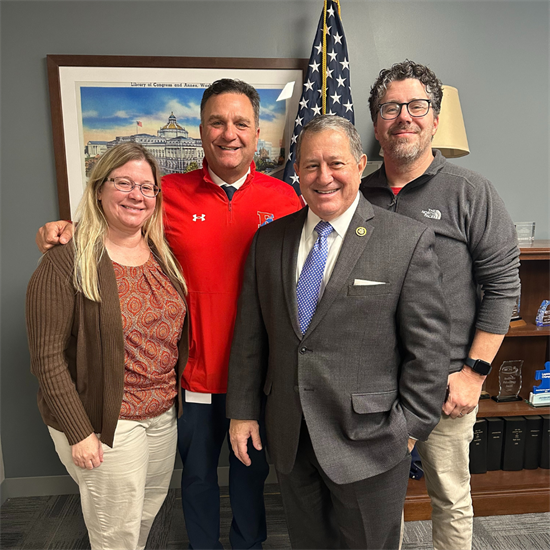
485, 241, 550, 405
477, 399, 549, 418
405, 468, 550, 520
405, 241, 550, 520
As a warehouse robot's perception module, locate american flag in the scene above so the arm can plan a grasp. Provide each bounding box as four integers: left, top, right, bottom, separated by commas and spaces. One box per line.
283, 0, 355, 194
136, 121, 143, 127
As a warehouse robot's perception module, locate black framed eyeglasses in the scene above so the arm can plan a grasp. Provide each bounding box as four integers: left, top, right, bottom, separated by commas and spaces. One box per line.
106, 177, 160, 198
378, 99, 432, 120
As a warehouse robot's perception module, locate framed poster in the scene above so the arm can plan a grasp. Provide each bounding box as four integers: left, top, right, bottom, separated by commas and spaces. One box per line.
47, 55, 308, 219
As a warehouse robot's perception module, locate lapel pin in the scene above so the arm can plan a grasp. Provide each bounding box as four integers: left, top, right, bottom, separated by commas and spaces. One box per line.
356, 227, 367, 237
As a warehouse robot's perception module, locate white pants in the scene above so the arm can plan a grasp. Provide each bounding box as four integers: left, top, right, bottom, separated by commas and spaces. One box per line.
49, 406, 177, 550
415, 408, 477, 550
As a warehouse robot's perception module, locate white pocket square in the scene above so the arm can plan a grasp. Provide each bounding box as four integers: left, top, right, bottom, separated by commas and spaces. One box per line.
353, 279, 387, 286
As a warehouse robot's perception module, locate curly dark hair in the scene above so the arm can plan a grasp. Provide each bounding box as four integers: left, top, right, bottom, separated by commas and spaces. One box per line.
368, 60, 443, 121
200, 79, 260, 127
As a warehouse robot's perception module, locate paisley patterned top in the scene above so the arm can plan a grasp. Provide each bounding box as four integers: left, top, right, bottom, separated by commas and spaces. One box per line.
114, 254, 186, 420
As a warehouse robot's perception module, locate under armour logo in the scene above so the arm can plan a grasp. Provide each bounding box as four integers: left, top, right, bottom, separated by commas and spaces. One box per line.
193, 214, 206, 222
422, 209, 441, 220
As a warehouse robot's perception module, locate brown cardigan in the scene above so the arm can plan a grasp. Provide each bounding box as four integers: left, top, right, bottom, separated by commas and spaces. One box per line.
26, 243, 189, 447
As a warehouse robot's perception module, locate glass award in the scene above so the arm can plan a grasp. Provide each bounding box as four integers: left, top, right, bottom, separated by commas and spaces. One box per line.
492, 360, 523, 402
511, 295, 521, 320
535, 300, 550, 327
509, 293, 527, 328
514, 221, 535, 245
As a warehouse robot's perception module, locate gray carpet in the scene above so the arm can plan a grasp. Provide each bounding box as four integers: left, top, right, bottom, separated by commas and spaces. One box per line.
1, 484, 548, 549
403, 512, 550, 550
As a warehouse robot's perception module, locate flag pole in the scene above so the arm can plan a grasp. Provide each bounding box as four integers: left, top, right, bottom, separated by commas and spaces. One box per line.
282, 0, 354, 194
322, 0, 327, 114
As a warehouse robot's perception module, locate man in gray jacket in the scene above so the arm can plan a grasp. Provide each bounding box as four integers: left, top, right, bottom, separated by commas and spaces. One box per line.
361, 60, 520, 550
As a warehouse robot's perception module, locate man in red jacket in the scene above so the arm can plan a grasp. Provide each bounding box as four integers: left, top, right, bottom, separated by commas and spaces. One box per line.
36, 79, 302, 550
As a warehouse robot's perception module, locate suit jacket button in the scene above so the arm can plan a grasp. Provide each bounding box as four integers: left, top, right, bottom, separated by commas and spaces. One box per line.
300, 347, 307, 354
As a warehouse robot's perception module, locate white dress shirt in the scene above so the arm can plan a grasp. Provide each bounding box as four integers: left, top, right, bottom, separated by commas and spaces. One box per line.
296, 192, 360, 302
208, 166, 250, 190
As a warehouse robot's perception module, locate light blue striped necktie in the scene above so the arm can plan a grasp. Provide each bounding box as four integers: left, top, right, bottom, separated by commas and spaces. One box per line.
296, 221, 334, 334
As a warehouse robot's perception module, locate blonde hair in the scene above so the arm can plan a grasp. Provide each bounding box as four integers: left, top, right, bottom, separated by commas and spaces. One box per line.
74, 142, 186, 301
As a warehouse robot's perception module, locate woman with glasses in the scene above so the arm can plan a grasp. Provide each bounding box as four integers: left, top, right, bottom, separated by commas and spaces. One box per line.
26, 142, 188, 550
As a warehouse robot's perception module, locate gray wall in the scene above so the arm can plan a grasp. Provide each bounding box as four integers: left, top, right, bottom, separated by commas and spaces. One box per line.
0, 444, 4, 487
1, 0, 548, 492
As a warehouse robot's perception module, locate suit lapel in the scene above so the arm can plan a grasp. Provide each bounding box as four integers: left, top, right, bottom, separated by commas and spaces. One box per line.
305, 196, 376, 336
282, 207, 308, 340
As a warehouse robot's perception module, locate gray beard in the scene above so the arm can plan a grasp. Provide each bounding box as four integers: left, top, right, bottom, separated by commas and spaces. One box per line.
383, 140, 423, 165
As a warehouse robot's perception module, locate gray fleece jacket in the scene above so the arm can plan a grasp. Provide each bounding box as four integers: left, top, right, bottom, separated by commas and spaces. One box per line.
361, 150, 520, 373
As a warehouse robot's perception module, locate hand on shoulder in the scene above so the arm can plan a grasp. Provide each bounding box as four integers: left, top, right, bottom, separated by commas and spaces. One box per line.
36, 220, 74, 253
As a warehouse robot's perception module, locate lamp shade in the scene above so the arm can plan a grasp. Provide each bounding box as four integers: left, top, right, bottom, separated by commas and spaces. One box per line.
431, 85, 469, 158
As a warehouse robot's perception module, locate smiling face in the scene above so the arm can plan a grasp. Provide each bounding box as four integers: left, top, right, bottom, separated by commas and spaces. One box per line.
97, 159, 157, 236
374, 78, 439, 165
199, 92, 260, 183
295, 129, 367, 221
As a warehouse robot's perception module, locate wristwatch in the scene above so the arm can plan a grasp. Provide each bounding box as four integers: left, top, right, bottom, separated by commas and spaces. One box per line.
464, 357, 492, 376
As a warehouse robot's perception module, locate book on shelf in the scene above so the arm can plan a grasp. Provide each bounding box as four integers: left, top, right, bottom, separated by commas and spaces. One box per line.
486, 417, 504, 471
541, 415, 550, 469
469, 418, 487, 474
523, 415, 543, 469
502, 416, 526, 471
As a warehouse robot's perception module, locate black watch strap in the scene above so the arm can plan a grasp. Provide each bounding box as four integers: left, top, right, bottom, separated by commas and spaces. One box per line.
465, 357, 492, 376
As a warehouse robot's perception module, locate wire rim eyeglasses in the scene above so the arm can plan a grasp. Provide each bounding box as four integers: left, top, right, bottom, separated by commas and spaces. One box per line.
106, 177, 160, 198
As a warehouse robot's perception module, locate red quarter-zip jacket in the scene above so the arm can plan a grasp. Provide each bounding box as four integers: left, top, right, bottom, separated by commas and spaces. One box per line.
162, 160, 302, 393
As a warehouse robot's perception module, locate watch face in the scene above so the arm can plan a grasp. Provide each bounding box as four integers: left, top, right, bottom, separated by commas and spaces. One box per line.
478, 363, 488, 374
475, 359, 491, 374
467, 357, 491, 375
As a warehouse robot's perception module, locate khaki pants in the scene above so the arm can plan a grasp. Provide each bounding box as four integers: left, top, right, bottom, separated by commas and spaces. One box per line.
415, 408, 477, 550
49, 406, 177, 550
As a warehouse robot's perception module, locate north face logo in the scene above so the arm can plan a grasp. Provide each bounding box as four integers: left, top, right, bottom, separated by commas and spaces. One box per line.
193, 214, 205, 222
422, 209, 441, 220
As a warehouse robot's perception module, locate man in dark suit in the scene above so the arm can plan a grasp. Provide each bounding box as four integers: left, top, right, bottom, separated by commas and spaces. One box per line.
226, 115, 450, 549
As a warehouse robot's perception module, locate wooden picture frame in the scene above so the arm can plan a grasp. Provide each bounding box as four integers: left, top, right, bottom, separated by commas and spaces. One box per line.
47, 55, 308, 219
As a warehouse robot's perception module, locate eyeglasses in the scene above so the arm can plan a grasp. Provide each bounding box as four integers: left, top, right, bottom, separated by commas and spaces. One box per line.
106, 177, 160, 198
378, 99, 432, 120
